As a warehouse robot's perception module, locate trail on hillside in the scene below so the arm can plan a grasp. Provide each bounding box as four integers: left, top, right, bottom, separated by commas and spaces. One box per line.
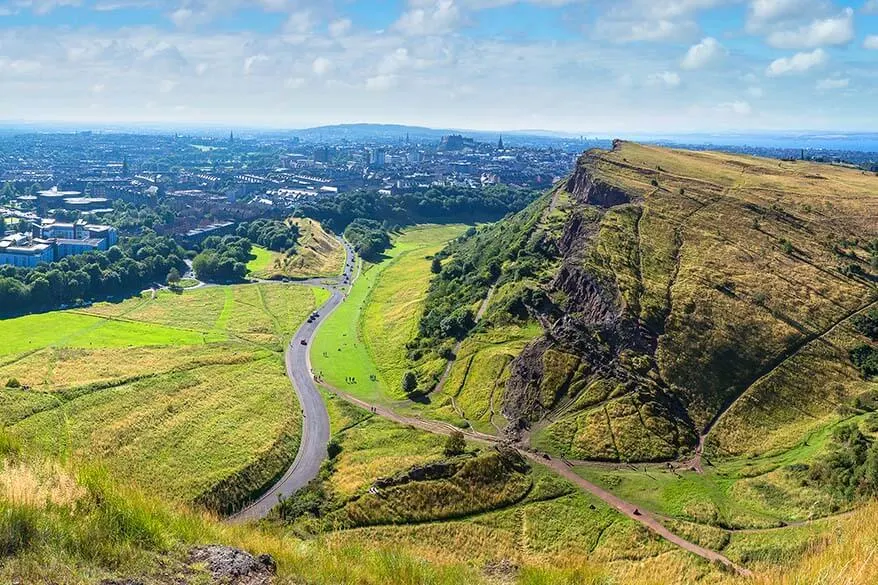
432, 284, 497, 397
232, 238, 752, 575
692, 297, 878, 469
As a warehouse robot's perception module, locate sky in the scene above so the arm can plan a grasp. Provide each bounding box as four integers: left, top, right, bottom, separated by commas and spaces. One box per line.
0, 0, 876, 133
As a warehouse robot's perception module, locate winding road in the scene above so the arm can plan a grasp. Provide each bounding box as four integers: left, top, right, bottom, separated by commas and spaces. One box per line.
228, 239, 751, 575
230, 240, 356, 522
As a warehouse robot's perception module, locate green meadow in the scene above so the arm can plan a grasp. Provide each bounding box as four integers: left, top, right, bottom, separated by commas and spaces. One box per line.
0, 283, 323, 510
311, 224, 467, 405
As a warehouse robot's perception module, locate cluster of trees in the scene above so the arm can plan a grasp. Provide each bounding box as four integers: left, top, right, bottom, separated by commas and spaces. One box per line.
851, 308, 878, 377
0, 232, 185, 316
104, 201, 175, 233
804, 423, 878, 502
191, 235, 252, 283
343, 219, 392, 260
295, 185, 540, 234
415, 200, 554, 347
235, 219, 299, 252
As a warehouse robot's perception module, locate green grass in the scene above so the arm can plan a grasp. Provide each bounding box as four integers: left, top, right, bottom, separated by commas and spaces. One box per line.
0, 283, 324, 511
246, 245, 275, 275
311, 225, 467, 405
0, 311, 210, 357
574, 415, 866, 530
8, 356, 301, 506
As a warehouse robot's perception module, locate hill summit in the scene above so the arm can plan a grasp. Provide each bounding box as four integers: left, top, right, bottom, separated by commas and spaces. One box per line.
415, 141, 878, 462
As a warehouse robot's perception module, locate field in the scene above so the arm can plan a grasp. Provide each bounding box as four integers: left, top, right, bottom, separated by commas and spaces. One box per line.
0, 283, 325, 511
276, 392, 675, 571
310, 224, 467, 405
247, 218, 345, 280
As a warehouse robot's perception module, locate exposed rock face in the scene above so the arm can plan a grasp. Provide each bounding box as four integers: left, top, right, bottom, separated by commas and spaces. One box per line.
188, 546, 277, 585
565, 160, 629, 208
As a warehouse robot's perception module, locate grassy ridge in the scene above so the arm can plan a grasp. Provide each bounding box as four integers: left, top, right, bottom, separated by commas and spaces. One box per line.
247, 219, 346, 280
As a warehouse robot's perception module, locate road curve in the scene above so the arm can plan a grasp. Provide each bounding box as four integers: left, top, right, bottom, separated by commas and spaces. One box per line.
230, 240, 356, 522
227, 239, 750, 575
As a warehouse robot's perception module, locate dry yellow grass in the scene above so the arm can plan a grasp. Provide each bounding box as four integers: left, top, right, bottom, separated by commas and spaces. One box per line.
250, 218, 346, 279
0, 458, 83, 508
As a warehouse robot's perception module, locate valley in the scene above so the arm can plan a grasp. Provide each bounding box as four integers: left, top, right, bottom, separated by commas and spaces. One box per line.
1, 142, 877, 584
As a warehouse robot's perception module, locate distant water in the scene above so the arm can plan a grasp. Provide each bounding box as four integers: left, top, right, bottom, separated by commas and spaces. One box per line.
636, 133, 878, 153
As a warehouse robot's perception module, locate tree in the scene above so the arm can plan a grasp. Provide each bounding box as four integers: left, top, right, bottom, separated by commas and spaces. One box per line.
166, 267, 181, 285
430, 257, 442, 274
401, 370, 418, 394
443, 430, 466, 457
0, 216, 5, 235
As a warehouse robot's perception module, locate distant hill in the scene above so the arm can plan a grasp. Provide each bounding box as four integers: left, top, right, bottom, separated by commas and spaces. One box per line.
293, 123, 589, 146
414, 141, 878, 462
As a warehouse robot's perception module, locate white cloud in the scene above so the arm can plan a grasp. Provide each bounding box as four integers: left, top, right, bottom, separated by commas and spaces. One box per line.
816, 77, 848, 90
681, 37, 726, 69
394, 0, 461, 35
91, 83, 106, 94
862, 0, 878, 14
748, 86, 764, 97
312, 56, 332, 76
766, 48, 827, 76
365, 74, 398, 91
647, 71, 681, 87
283, 11, 313, 37
284, 77, 305, 89
243, 54, 269, 75
865, 35, 878, 50
766, 8, 854, 49
158, 79, 177, 93
718, 100, 752, 115
169, 7, 195, 28
328, 18, 352, 37
599, 18, 700, 43
746, 0, 830, 31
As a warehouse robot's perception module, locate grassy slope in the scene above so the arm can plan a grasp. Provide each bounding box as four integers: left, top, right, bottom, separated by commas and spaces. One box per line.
0, 283, 323, 508
6, 438, 876, 585
248, 219, 346, 280
430, 325, 542, 433
246, 245, 275, 275
521, 142, 878, 463
311, 224, 467, 404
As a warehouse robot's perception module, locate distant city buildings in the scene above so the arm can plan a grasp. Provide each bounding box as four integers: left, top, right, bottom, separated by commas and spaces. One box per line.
0, 218, 118, 268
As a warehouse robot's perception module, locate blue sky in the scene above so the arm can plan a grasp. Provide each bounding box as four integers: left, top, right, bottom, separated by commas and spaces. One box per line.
0, 0, 876, 132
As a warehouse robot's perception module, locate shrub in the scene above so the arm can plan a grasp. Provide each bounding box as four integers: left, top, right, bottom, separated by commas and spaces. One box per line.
401, 371, 418, 394
0, 505, 40, 557
443, 431, 466, 457
5, 378, 21, 388
853, 309, 878, 341
851, 344, 878, 377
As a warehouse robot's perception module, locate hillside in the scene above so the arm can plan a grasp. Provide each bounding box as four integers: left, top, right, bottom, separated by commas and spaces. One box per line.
415, 141, 878, 463
247, 218, 345, 280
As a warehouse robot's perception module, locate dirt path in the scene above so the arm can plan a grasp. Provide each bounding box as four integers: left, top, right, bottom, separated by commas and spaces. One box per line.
319, 380, 750, 576
526, 454, 752, 576
432, 284, 497, 396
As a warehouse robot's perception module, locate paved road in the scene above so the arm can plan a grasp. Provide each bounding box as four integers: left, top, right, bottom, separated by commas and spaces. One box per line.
227, 239, 751, 575
230, 240, 356, 522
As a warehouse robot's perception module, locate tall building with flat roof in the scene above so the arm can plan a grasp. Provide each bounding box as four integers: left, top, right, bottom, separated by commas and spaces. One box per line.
0, 218, 117, 268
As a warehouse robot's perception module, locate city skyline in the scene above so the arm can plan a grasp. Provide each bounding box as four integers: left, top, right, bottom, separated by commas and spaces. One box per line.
0, 0, 877, 132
